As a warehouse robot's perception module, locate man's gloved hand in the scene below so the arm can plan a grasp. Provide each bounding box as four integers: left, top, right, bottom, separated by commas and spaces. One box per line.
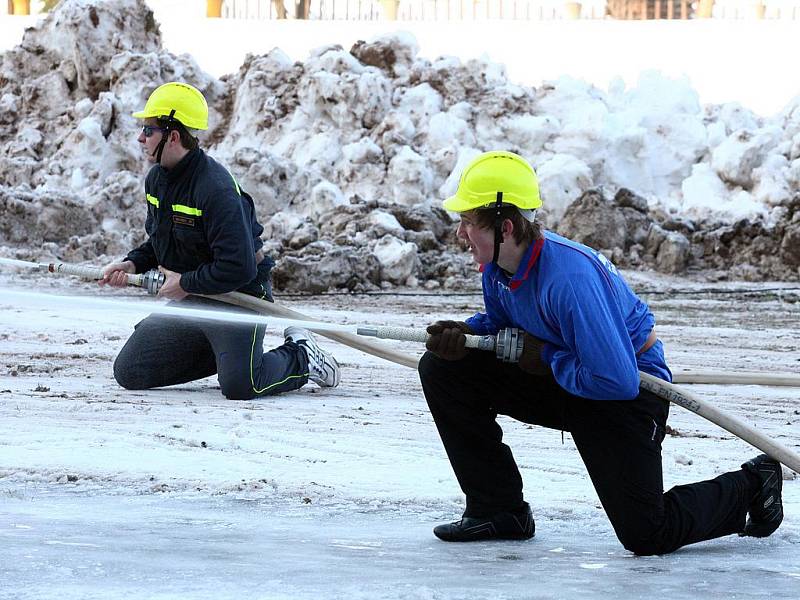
426, 320, 473, 361
518, 332, 550, 376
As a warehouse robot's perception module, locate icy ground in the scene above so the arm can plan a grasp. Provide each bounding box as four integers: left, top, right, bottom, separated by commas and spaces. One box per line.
0, 273, 798, 599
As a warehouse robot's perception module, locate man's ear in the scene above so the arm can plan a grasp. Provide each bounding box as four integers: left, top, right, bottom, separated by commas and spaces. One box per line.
502, 218, 515, 241
169, 129, 181, 145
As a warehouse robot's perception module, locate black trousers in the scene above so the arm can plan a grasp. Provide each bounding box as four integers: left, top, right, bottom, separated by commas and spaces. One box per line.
113, 297, 309, 400
419, 350, 756, 555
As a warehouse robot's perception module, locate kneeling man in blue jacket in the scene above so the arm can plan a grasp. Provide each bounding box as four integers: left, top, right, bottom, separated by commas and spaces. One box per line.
420, 151, 783, 555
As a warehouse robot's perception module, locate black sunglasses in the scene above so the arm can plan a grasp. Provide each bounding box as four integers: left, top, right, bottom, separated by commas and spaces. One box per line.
141, 125, 168, 138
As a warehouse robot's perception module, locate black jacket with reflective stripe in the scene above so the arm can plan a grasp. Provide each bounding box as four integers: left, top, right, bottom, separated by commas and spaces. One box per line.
125, 148, 271, 296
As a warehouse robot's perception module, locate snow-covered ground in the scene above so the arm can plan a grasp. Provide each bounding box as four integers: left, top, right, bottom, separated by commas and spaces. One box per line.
0, 274, 798, 598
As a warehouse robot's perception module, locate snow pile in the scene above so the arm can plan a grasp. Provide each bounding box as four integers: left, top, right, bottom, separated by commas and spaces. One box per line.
0, 0, 221, 263
559, 188, 800, 280
1, 0, 799, 290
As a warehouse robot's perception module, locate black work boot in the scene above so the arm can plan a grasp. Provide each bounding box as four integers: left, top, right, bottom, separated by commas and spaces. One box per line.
433, 502, 535, 542
740, 454, 783, 538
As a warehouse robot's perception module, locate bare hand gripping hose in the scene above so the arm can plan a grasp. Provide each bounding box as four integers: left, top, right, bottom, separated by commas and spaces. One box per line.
0, 258, 165, 294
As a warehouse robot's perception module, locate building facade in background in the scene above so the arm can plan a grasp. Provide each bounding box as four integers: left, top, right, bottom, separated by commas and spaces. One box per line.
2, 0, 800, 19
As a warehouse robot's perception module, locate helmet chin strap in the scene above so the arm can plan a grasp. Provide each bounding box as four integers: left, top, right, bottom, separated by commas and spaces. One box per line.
492, 191, 503, 266
152, 109, 177, 165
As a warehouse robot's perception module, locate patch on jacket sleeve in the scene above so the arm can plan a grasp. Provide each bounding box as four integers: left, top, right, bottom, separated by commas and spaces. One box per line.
172, 214, 196, 227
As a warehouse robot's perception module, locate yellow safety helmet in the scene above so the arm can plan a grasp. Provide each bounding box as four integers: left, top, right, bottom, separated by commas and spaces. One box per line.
444, 151, 541, 214
132, 82, 209, 130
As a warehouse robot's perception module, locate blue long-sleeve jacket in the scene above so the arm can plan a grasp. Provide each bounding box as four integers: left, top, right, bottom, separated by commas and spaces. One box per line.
465, 231, 672, 400
125, 148, 271, 296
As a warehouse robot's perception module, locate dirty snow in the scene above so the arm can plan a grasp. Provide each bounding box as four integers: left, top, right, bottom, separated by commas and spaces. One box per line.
1, 0, 799, 289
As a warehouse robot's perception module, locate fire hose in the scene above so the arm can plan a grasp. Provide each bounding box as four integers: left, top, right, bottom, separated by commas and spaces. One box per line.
353, 324, 800, 474
0, 257, 167, 294
1, 257, 798, 473
0, 257, 417, 369
201, 280, 800, 476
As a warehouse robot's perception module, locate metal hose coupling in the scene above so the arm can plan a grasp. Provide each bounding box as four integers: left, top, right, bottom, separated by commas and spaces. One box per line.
496, 327, 524, 363
140, 269, 165, 295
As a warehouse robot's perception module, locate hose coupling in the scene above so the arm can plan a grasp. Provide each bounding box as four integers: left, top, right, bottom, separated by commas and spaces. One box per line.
496, 327, 524, 363
141, 270, 166, 295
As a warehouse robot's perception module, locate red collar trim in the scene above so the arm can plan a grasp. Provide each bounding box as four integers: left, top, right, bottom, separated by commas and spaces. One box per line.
509, 238, 544, 290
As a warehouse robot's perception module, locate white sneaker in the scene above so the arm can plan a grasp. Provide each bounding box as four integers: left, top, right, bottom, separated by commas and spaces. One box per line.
284, 326, 341, 388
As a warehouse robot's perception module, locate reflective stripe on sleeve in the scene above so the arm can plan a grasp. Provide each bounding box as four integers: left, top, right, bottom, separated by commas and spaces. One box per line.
171, 204, 203, 216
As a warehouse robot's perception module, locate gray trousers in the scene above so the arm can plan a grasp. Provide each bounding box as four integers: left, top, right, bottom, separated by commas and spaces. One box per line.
113, 297, 309, 399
